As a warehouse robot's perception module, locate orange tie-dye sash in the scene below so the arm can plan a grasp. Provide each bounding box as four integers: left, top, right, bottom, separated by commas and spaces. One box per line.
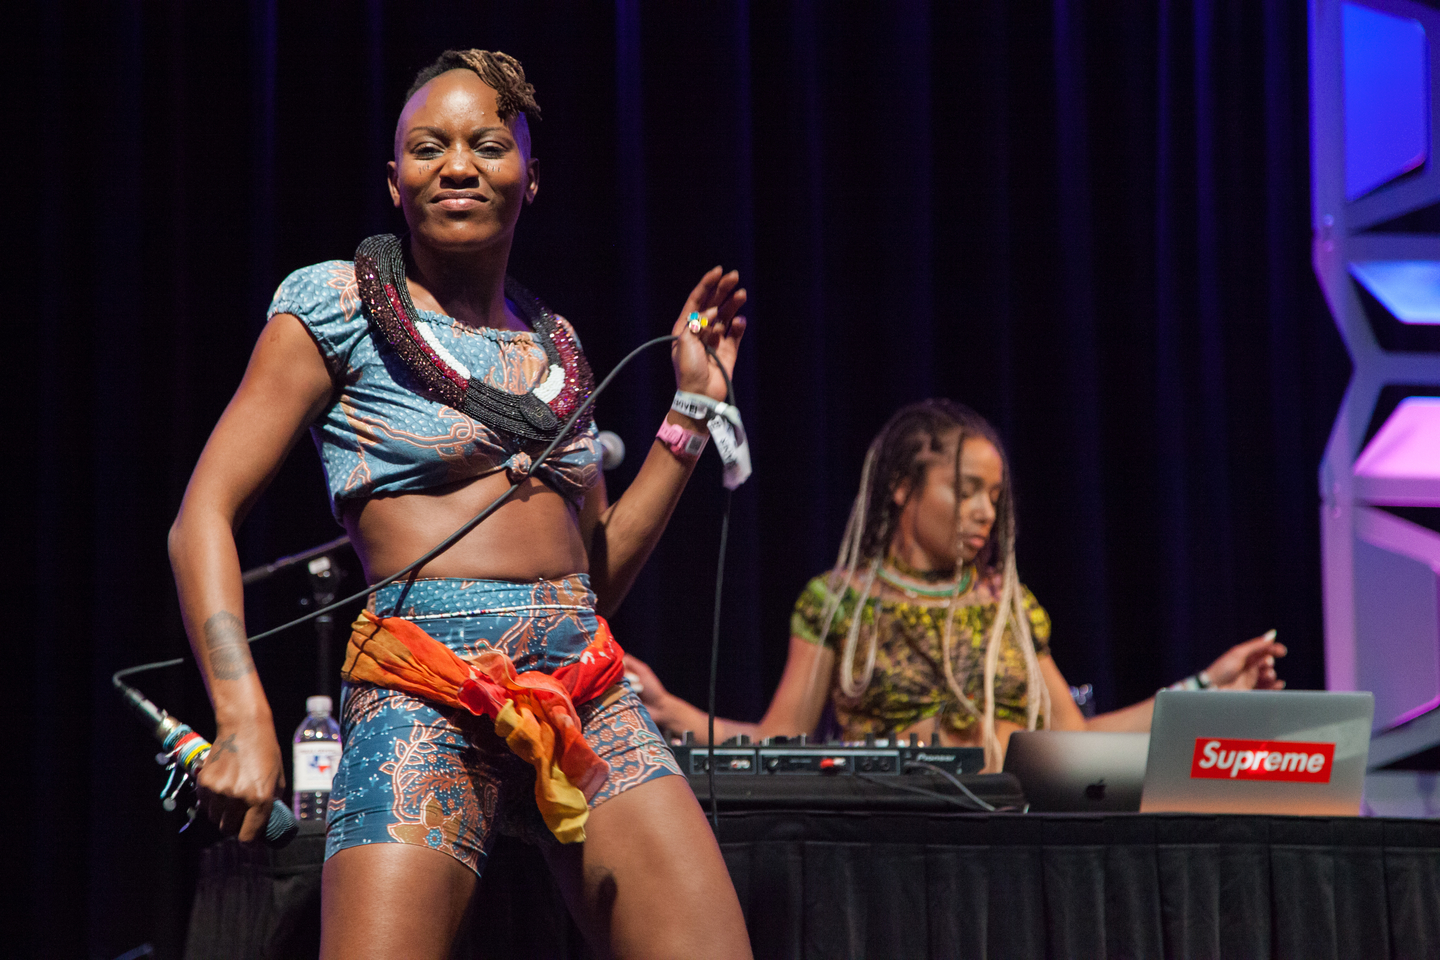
341, 609, 625, 844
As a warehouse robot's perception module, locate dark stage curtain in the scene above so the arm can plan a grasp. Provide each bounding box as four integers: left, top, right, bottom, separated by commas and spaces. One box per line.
9, 2, 1348, 957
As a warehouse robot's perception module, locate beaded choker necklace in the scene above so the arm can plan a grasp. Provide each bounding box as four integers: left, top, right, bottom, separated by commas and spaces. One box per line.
354, 233, 594, 442
876, 558, 975, 599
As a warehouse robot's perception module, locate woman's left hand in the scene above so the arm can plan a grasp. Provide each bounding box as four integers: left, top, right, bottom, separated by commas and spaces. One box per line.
1205, 631, 1287, 690
670, 266, 747, 401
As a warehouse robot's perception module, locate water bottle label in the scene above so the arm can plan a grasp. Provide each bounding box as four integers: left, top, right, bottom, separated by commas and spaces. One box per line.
293, 741, 342, 792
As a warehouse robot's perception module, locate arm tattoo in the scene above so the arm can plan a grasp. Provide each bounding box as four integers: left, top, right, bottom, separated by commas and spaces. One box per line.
203, 611, 255, 681
214, 733, 239, 755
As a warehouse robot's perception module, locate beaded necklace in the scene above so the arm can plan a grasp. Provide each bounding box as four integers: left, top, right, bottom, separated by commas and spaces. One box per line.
353, 233, 594, 442
876, 556, 975, 600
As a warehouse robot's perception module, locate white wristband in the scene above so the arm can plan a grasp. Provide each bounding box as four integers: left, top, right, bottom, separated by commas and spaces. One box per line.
670, 391, 752, 489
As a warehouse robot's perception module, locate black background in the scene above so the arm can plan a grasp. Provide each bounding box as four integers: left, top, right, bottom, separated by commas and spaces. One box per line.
8, 1, 1349, 957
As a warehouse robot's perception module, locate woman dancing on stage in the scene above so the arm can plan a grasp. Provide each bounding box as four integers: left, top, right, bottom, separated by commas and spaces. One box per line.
629, 399, 1286, 771
169, 50, 753, 959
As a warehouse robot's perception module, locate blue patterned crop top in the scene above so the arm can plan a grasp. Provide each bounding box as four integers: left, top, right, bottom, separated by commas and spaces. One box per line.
268, 261, 602, 520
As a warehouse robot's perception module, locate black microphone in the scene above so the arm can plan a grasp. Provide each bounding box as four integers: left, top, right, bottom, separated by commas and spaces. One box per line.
114, 677, 299, 846
597, 429, 626, 470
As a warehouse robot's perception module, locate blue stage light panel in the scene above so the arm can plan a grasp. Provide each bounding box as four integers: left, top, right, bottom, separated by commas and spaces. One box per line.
1350, 260, 1440, 323
1344, 3, 1430, 200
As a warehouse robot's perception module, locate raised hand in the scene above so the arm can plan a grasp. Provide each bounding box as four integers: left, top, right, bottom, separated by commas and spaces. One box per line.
1205, 631, 1287, 691
670, 266, 747, 402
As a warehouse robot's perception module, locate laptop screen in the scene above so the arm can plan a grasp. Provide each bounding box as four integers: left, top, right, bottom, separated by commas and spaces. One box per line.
1140, 690, 1374, 816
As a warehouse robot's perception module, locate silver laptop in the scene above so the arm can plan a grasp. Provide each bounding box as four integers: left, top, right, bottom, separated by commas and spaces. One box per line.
1003, 731, 1150, 812
1140, 690, 1374, 815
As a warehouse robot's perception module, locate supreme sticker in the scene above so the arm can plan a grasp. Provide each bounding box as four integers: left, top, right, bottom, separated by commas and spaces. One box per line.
1190, 738, 1335, 783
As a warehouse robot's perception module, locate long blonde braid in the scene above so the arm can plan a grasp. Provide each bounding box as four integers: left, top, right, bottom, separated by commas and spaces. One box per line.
805, 442, 882, 699
939, 537, 1051, 771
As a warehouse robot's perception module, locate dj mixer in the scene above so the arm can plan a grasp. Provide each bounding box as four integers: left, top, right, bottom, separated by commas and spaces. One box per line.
668, 732, 985, 778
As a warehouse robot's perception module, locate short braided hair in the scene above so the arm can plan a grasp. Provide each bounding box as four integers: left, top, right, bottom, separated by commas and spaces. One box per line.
405, 49, 541, 123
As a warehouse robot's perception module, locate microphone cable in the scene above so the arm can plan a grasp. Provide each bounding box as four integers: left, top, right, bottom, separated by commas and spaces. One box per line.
706, 486, 731, 831
114, 331, 741, 834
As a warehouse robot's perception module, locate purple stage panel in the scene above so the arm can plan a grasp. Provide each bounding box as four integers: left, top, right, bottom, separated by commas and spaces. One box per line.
1317, 0, 1440, 794
1344, 2, 1430, 200
1353, 535, 1440, 728
1354, 396, 1440, 502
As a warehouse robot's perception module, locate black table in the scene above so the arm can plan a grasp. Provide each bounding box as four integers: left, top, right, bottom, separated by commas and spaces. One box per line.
185, 787, 1440, 959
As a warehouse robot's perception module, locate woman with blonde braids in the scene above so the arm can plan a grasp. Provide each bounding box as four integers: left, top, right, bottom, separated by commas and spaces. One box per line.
629, 399, 1287, 771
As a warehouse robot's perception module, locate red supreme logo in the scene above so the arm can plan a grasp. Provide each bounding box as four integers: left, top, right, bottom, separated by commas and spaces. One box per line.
1190, 738, 1334, 783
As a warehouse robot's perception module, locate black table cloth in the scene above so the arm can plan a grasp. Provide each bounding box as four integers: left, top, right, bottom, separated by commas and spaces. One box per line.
185, 808, 1440, 959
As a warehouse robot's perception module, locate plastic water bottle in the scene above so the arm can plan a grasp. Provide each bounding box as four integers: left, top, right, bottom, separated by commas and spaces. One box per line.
292, 695, 342, 821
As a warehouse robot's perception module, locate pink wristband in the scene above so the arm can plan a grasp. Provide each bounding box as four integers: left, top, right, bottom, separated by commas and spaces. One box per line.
656, 420, 708, 459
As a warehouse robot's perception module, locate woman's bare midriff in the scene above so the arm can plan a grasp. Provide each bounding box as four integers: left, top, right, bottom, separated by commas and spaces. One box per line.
344, 470, 591, 584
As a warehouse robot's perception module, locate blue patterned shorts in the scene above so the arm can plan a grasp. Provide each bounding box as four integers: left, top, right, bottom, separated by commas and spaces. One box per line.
324, 576, 681, 876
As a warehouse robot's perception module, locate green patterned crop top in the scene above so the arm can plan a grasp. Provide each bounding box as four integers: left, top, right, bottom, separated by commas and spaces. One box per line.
789, 571, 1051, 740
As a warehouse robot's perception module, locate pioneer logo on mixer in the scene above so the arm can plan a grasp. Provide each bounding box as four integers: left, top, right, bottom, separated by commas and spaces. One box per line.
1190, 738, 1334, 783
